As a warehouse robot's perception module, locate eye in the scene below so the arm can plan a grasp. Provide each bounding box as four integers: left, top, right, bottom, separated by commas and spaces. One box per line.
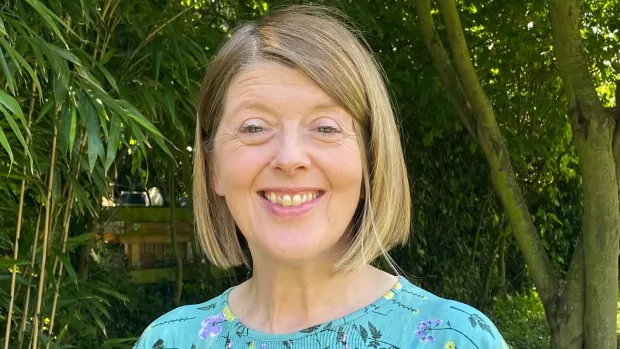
241, 124, 264, 134
237, 120, 274, 145
316, 126, 339, 134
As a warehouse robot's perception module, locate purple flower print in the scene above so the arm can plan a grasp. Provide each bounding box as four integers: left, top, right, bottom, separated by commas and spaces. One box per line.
198, 313, 226, 339
415, 319, 444, 343
259, 345, 268, 349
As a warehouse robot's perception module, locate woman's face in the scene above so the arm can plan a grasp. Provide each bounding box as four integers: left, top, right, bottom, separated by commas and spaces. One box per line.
212, 62, 363, 266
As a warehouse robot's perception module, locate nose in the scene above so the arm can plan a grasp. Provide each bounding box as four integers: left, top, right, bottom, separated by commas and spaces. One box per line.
272, 128, 311, 176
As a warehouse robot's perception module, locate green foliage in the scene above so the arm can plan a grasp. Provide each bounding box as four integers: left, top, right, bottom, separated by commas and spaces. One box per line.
491, 290, 550, 349
1, 0, 618, 347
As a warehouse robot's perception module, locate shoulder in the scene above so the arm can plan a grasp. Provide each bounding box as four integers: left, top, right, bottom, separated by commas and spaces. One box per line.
132, 291, 228, 349
396, 278, 509, 349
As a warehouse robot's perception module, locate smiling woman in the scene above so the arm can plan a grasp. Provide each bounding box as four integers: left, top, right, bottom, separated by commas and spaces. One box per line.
134, 4, 508, 349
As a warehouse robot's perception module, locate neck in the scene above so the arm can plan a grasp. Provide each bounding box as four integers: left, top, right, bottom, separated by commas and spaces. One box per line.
229, 262, 396, 334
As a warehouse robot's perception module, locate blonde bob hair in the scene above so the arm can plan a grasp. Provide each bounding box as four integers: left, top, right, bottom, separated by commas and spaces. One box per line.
193, 4, 411, 272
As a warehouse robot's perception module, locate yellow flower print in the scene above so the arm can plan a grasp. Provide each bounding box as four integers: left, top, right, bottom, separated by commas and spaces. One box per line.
445, 341, 457, 349
412, 309, 420, 314
223, 305, 236, 321
384, 291, 395, 300
394, 282, 402, 290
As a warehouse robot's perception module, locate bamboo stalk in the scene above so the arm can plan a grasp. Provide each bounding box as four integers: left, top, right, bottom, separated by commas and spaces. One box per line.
31, 113, 58, 349
17, 210, 42, 349
4, 77, 37, 349
44, 187, 74, 349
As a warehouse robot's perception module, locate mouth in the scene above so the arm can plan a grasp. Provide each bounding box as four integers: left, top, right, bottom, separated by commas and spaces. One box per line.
259, 190, 325, 207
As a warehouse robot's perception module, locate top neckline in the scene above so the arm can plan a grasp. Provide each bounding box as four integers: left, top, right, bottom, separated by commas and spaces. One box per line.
219, 275, 407, 341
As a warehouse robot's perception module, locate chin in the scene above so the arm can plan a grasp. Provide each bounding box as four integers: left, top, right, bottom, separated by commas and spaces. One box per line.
254, 235, 338, 266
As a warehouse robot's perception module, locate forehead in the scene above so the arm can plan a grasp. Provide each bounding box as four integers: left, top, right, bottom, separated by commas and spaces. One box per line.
223, 62, 341, 116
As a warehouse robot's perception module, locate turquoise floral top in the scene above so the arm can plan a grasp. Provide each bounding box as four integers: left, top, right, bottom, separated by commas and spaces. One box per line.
134, 276, 509, 349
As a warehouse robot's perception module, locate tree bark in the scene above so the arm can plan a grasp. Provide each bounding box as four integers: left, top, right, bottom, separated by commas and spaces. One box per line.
549, 0, 620, 348
416, 0, 589, 347
424, 0, 559, 308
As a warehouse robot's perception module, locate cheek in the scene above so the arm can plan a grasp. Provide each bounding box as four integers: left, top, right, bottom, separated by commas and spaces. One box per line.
214, 146, 272, 193
320, 145, 363, 193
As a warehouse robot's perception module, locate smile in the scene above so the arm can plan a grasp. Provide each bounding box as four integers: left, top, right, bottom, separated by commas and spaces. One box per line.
261, 191, 323, 207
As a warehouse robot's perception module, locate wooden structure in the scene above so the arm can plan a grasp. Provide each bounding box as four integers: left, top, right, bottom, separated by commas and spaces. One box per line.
97, 206, 195, 283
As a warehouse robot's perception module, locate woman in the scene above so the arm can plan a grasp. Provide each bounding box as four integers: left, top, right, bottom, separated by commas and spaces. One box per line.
135, 5, 508, 349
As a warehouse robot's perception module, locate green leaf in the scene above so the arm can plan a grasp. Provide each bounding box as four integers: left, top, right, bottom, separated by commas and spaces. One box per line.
105, 112, 122, 172
99, 48, 116, 66
85, 303, 107, 337
0, 47, 15, 94
95, 61, 119, 92
0, 105, 31, 168
59, 105, 76, 156
77, 92, 104, 172
0, 273, 32, 286
52, 249, 77, 284
0, 37, 41, 96
0, 258, 31, 268
65, 233, 95, 246
117, 100, 164, 137
0, 123, 14, 168
0, 89, 29, 130
25, 0, 70, 47
44, 42, 82, 66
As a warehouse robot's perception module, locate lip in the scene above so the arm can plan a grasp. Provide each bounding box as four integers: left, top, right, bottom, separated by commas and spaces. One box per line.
258, 189, 324, 218
258, 187, 324, 194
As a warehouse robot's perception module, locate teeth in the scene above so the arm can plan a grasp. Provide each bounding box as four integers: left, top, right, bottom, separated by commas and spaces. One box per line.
292, 195, 301, 206
282, 194, 292, 207
263, 191, 320, 207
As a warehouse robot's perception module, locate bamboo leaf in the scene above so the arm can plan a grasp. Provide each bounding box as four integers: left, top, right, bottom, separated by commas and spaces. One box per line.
25, 0, 70, 47
116, 100, 163, 137
0, 123, 14, 168
85, 303, 107, 337
95, 61, 119, 92
105, 112, 122, 172
89, 297, 110, 319
92, 282, 130, 302
0, 258, 31, 268
59, 104, 74, 156
77, 92, 104, 172
44, 42, 82, 66
0, 47, 15, 94
0, 37, 42, 96
0, 105, 32, 168
0, 273, 31, 286
52, 249, 77, 284
99, 48, 116, 66
65, 233, 95, 247
0, 89, 29, 131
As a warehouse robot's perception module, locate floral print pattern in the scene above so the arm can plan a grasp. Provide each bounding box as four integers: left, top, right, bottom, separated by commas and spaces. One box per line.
414, 319, 443, 343
134, 276, 507, 349
198, 313, 225, 339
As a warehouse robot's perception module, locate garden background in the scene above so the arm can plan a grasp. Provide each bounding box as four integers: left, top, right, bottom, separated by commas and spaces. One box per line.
1, 0, 619, 348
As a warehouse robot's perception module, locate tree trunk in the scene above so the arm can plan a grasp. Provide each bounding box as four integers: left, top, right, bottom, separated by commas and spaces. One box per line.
549, 0, 620, 347
415, 0, 595, 347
